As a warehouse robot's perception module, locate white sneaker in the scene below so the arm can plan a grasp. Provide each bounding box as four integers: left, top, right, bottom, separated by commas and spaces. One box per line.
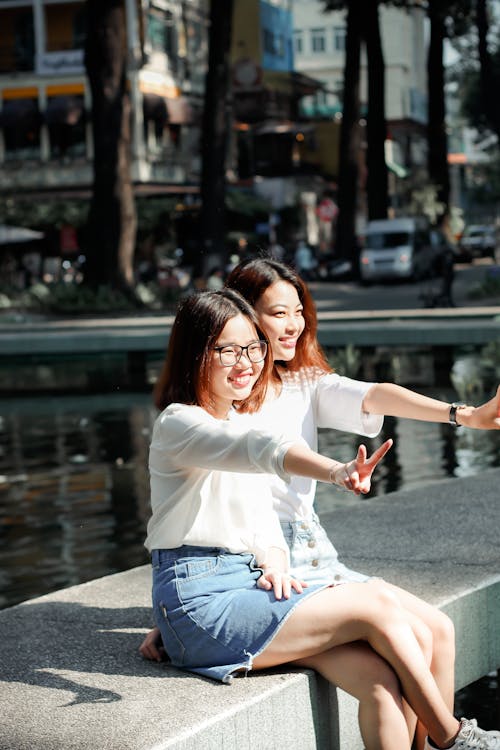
424, 718, 500, 749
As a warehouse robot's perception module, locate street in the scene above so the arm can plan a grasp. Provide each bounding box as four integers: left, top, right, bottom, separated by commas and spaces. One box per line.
309, 259, 499, 314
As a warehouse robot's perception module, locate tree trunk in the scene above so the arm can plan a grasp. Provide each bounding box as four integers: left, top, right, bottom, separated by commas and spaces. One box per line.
476, 0, 500, 139
335, 0, 362, 269
84, 0, 137, 291
198, 0, 234, 277
363, 0, 388, 221
427, 1, 450, 214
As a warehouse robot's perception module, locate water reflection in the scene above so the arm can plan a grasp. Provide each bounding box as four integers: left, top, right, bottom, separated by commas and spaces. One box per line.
0, 393, 155, 609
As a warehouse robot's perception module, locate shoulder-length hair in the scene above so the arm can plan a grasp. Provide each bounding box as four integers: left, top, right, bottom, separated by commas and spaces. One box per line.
226, 257, 331, 376
153, 289, 271, 413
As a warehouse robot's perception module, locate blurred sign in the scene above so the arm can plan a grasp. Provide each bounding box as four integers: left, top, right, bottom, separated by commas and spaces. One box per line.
316, 198, 338, 223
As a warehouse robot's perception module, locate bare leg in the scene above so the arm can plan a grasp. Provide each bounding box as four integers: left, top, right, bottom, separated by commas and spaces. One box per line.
253, 581, 460, 748
383, 583, 456, 750
294, 641, 413, 750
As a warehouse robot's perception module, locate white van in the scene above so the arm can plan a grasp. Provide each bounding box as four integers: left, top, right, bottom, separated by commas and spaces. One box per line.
359, 217, 432, 283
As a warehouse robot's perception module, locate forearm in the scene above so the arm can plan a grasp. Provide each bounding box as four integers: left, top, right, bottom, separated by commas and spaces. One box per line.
282, 442, 345, 484
363, 383, 453, 423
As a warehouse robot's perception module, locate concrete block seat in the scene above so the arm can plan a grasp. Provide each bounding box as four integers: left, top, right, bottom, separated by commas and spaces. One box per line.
1, 470, 499, 750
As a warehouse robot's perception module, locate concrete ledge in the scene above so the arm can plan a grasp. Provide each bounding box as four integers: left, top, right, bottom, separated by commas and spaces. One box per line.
1, 470, 499, 749
0, 307, 500, 356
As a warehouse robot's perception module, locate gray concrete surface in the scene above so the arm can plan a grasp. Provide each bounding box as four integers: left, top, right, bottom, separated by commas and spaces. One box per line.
0, 306, 499, 357
1, 469, 499, 750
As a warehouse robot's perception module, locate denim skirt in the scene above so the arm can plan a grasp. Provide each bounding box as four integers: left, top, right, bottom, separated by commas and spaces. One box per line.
281, 513, 370, 586
151, 546, 327, 683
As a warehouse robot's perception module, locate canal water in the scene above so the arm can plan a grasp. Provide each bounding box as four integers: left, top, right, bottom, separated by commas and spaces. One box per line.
0, 346, 499, 725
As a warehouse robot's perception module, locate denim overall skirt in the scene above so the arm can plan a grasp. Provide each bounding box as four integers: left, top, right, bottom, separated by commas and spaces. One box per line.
281, 513, 371, 585
151, 546, 328, 683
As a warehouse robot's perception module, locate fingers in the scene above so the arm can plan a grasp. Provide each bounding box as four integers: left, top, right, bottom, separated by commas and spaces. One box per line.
356, 443, 367, 463
139, 629, 165, 663
257, 571, 304, 599
367, 438, 393, 467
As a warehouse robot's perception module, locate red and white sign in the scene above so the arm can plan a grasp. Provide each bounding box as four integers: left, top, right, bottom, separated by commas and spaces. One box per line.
316, 198, 338, 223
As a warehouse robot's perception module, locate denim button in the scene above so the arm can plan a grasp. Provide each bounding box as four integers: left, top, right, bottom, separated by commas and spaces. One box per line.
308, 540, 316, 548
311, 559, 319, 567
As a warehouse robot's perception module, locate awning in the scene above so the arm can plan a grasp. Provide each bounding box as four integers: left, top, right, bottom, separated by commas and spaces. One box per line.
44, 96, 84, 126
0, 99, 40, 129
0, 225, 44, 246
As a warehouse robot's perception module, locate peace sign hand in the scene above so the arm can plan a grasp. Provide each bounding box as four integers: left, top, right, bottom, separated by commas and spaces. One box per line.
332, 438, 393, 496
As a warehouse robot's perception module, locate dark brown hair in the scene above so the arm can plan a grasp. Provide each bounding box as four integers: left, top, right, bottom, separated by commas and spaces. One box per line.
153, 289, 271, 413
226, 257, 331, 376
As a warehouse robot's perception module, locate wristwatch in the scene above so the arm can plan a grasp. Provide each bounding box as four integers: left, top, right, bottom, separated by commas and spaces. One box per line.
449, 402, 466, 426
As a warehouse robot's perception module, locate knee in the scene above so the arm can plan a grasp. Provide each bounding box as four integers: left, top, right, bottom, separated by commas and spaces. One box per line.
365, 581, 406, 621
431, 610, 455, 654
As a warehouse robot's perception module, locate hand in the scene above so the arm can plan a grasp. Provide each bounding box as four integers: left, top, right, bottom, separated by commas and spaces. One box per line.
461, 385, 500, 429
257, 568, 308, 600
139, 626, 167, 662
334, 438, 393, 495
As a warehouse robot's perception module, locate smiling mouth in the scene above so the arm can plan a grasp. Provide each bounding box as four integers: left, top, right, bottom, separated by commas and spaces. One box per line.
229, 374, 253, 387
279, 338, 297, 348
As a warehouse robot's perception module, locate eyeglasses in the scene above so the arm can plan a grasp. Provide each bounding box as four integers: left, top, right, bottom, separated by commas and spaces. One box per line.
212, 340, 268, 367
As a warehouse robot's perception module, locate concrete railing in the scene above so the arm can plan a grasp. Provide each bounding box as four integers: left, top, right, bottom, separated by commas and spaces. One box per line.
1, 469, 499, 750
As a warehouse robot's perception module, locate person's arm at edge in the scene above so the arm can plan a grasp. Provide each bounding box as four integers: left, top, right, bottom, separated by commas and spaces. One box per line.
363, 382, 500, 429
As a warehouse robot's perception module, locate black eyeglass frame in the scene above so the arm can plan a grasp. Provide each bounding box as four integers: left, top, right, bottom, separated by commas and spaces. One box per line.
211, 340, 268, 367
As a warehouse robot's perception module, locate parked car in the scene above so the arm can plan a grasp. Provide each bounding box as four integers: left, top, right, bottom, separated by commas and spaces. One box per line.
359, 217, 437, 284
458, 225, 496, 261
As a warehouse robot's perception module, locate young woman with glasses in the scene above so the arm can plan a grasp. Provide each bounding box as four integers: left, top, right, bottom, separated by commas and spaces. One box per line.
145, 286, 499, 750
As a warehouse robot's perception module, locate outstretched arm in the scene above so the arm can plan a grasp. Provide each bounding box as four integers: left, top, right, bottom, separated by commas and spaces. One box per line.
283, 438, 393, 496
363, 382, 500, 430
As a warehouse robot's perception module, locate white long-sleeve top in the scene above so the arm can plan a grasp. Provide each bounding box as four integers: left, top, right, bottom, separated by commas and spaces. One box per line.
233, 369, 384, 522
145, 403, 295, 565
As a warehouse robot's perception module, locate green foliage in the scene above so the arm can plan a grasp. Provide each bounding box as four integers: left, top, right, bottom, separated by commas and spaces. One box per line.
0, 197, 88, 230
23, 282, 139, 314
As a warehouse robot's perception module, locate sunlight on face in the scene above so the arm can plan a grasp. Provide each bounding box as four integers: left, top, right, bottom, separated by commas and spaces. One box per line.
254, 281, 305, 362
208, 314, 265, 418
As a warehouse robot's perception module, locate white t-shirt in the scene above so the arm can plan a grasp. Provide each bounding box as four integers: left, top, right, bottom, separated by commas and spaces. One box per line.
233, 369, 384, 522
145, 403, 294, 564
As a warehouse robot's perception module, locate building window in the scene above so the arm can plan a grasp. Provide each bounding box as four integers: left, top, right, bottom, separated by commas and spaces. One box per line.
45, 3, 85, 51
263, 28, 275, 56
45, 95, 86, 159
333, 26, 346, 52
293, 30, 303, 55
0, 98, 40, 160
310, 28, 326, 53
0, 8, 35, 72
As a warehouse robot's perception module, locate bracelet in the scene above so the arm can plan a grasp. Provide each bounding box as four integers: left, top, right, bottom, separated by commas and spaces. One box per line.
449, 402, 466, 426
329, 463, 350, 490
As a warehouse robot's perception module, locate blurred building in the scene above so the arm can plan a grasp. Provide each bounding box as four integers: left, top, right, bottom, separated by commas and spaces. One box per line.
291, 1, 429, 206
0, 0, 207, 199
230, 0, 329, 211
